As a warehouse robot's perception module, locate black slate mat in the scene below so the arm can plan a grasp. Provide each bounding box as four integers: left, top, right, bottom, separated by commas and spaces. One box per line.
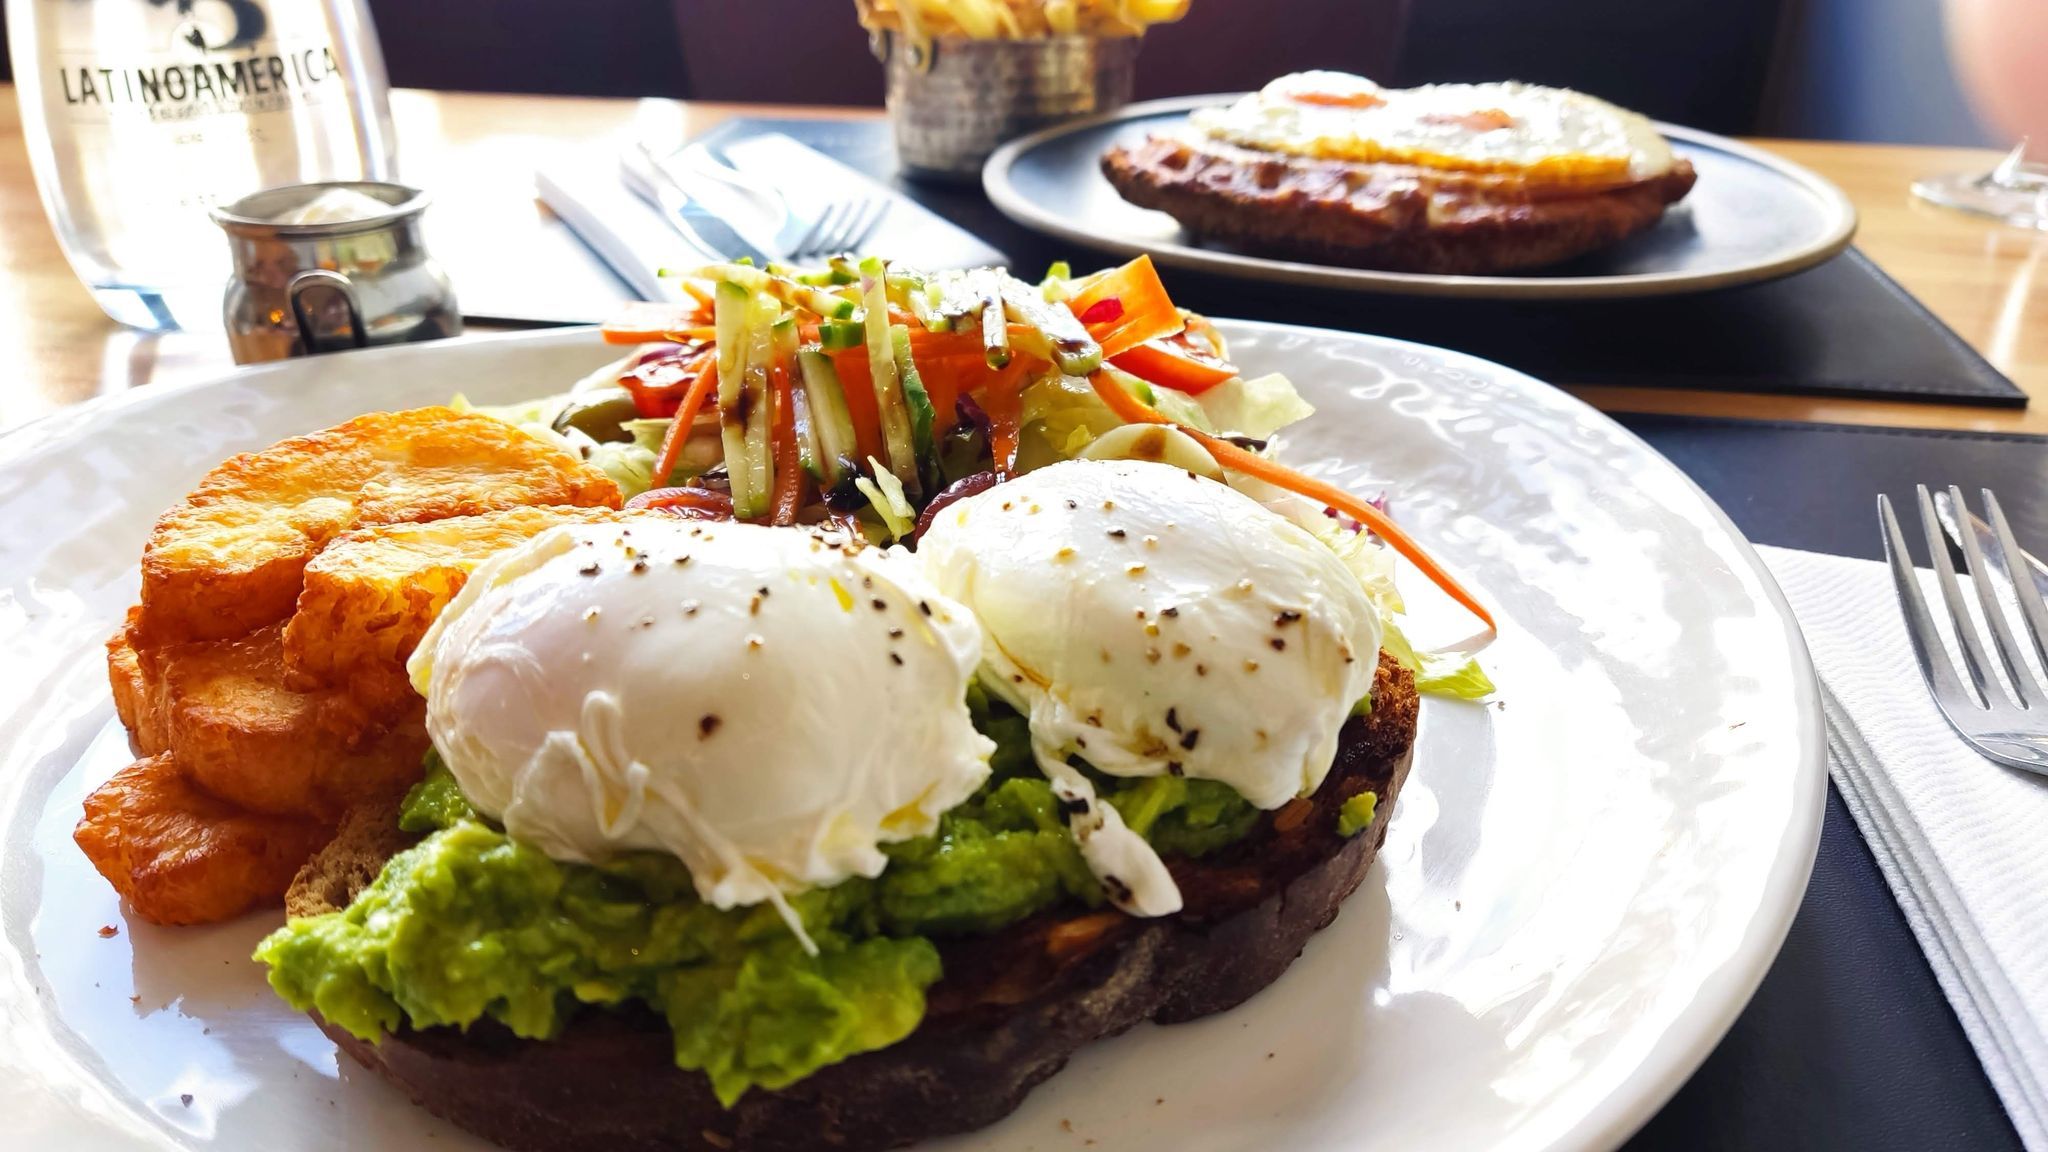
696, 117, 2024, 408
1619, 414, 2042, 1152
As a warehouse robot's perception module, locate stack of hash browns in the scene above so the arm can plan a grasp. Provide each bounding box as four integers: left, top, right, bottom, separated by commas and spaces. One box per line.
77, 408, 623, 925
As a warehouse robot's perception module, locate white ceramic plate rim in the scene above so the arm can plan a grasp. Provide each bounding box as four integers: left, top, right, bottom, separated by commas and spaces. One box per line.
982, 93, 1859, 299
0, 324, 1826, 1152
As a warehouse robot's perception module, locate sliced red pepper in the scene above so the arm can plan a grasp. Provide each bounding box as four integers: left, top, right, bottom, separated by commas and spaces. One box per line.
1109, 330, 1238, 395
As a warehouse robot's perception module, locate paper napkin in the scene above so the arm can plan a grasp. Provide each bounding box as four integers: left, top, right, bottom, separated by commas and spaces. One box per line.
1761, 545, 2048, 1149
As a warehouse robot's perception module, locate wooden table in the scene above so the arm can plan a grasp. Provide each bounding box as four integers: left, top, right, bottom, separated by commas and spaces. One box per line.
4, 87, 2046, 434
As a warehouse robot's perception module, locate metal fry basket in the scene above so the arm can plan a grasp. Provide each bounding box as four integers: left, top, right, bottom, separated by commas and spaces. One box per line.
875, 31, 1141, 180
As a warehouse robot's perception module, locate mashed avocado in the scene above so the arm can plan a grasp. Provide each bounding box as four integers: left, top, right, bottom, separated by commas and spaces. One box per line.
256, 696, 1258, 1105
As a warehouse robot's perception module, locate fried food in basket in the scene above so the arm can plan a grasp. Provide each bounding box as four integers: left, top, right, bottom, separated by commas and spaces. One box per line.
74, 754, 334, 926
855, 0, 1188, 39
135, 407, 621, 647
281, 505, 626, 714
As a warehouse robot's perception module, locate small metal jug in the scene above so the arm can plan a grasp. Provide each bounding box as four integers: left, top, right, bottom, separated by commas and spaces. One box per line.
210, 181, 461, 365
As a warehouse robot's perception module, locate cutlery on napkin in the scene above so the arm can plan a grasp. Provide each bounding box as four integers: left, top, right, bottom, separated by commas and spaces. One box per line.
1761, 544, 2048, 1150
536, 130, 1009, 319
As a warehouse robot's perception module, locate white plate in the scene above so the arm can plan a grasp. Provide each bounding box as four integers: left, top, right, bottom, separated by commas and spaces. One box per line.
984, 95, 1858, 299
0, 324, 1824, 1152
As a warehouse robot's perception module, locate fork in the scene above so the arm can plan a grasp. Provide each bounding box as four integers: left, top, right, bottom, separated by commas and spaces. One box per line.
1879, 485, 2048, 773
674, 144, 891, 261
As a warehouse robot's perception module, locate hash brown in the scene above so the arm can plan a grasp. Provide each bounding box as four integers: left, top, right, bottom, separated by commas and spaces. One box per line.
135, 407, 622, 647
282, 506, 627, 713
74, 754, 334, 926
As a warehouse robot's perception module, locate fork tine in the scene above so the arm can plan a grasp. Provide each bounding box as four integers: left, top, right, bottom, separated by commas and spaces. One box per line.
786, 204, 837, 262
1951, 486, 2044, 707
846, 198, 891, 252
1882, 494, 1978, 708
1916, 485, 2009, 709
821, 198, 873, 255
1984, 489, 2048, 681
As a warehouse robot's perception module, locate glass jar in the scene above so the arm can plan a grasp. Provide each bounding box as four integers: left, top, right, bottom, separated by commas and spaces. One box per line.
6, 0, 398, 332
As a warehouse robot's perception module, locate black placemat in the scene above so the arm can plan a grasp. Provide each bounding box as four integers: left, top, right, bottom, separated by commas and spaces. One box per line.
705, 117, 2023, 408
1618, 414, 2043, 1152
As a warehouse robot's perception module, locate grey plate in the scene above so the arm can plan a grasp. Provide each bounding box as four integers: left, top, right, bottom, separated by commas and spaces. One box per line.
983, 94, 1859, 300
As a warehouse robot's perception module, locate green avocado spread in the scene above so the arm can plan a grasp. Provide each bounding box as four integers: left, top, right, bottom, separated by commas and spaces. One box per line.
254, 694, 1265, 1106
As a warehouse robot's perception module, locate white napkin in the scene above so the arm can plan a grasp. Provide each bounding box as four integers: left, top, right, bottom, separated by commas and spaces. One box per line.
1761, 545, 2048, 1148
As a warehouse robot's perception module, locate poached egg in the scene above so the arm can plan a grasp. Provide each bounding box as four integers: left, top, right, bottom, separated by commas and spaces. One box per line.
407, 517, 993, 941
917, 459, 1383, 916
1190, 70, 1674, 184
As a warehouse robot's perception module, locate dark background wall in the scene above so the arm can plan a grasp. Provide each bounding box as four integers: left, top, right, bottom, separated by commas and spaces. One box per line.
0, 0, 1995, 144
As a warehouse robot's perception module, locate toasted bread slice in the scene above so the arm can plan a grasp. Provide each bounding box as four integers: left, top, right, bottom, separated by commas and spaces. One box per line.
74, 754, 334, 926
282, 506, 625, 711
286, 802, 422, 920
313, 656, 1418, 1152
135, 408, 621, 647
127, 622, 429, 820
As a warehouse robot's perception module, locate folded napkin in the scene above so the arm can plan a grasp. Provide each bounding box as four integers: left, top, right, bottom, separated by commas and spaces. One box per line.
1761, 545, 2048, 1149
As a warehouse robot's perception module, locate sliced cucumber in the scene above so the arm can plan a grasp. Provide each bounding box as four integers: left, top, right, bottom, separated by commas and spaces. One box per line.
723, 291, 780, 520
886, 271, 950, 333
889, 324, 937, 464
797, 347, 857, 486
713, 279, 749, 383
698, 261, 857, 320
858, 256, 921, 497
817, 318, 865, 351
1000, 274, 1101, 376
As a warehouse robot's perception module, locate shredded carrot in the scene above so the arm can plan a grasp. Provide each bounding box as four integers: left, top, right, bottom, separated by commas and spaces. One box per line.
1066, 255, 1183, 358
602, 301, 711, 345
1085, 372, 1496, 635
654, 353, 718, 486
682, 279, 716, 308
981, 361, 1030, 476
769, 355, 804, 526
827, 348, 888, 464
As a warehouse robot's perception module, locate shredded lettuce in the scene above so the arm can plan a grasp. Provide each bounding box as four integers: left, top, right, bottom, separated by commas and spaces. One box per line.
855, 455, 918, 541
1195, 372, 1316, 440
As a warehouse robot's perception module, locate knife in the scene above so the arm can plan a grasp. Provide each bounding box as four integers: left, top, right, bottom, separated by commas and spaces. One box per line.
1931, 487, 2048, 602
622, 143, 769, 266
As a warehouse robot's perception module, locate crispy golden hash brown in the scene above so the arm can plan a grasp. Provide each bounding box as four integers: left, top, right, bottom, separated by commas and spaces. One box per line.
134, 407, 621, 647
282, 505, 626, 712
115, 623, 429, 820
74, 754, 333, 926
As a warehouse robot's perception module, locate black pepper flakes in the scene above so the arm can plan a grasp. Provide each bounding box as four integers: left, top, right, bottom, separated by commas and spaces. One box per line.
630, 559, 649, 573
918, 600, 932, 616
889, 652, 904, 666
1275, 609, 1302, 627
871, 597, 889, 611
1065, 499, 1078, 509
1270, 637, 1287, 651
1180, 729, 1201, 751
1106, 528, 1126, 539
1166, 760, 1184, 777
699, 715, 722, 738
1165, 707, 1182, 733
1161, 605, 1180, 618
578, 562, 601, 576
888, 627, 905, 639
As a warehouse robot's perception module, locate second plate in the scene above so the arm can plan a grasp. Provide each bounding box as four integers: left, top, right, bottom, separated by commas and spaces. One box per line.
983, 94, 1858, 300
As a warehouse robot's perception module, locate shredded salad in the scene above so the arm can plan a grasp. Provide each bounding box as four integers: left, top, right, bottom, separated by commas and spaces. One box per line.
464, 254, 1495, 690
